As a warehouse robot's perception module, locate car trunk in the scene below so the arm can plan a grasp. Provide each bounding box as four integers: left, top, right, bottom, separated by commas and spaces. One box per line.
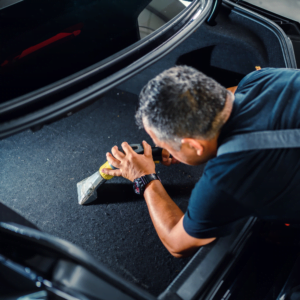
115, 4, 299, 296
153, 3, 298, 299
118, 1, 295, 95
0, 1, 298, 300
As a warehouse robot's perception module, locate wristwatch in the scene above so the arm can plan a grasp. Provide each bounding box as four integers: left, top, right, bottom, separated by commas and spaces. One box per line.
133, 173, 161, 195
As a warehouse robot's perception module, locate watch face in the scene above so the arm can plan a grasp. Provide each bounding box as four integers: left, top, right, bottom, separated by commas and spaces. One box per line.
133, 174, 159, 195
133, 180, 142, 195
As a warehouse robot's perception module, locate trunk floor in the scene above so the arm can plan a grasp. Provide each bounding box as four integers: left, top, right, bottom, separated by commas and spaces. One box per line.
0, 88, 206, 296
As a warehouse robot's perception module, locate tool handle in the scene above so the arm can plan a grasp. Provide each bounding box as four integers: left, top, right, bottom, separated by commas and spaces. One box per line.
130, 144, 172, 161
100, 145, 173, 178
105, 145, 172, 171
152, 147, 168, 162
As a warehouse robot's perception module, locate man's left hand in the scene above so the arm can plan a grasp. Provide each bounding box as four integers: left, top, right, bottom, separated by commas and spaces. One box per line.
101, 141, 156, 182
161, 148, 180, 166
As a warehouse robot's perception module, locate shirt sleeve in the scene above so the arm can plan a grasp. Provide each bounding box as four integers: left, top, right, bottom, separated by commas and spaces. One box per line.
236, 67, 276, 94
183, 173, 251, 239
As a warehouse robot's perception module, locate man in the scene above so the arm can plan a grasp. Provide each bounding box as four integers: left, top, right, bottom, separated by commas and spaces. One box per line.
102, 66, 300, 257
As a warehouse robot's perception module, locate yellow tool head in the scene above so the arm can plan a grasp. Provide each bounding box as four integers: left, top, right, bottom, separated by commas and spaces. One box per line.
99, 161, 114, 180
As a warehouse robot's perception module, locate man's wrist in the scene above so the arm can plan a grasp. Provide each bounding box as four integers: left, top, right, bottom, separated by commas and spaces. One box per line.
133, 173, 161, 195
144, 179, 161, 193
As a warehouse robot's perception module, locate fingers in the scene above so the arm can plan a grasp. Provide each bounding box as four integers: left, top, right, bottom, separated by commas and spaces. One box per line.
161, 149, 181, 166
106, 153, 121, 169
121, 142, 135, 155
111, 146, 125, 161
161, 148, 171, 166
162, 159, 172, 166
162, 149, 170, 159
142, 140, 152, 158
101, 168, 122, 177
172, 157, 180, 164
162, 148, 170, 161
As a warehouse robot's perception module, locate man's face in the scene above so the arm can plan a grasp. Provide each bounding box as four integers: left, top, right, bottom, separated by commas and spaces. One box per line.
145, 126, 213, 166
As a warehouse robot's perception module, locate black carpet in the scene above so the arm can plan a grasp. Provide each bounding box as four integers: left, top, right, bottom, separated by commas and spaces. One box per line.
0, 88, 205, 296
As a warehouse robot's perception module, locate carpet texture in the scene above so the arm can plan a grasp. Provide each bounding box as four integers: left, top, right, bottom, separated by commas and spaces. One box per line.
0, 88, 205, 296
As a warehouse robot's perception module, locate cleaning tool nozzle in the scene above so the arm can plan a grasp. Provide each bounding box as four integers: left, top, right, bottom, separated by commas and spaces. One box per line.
77, 144, 165, 205
99, 161, 114, 180
77, 161, 114, 205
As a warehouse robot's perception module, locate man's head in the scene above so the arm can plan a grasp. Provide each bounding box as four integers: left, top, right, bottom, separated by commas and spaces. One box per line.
136, 65, 233, 165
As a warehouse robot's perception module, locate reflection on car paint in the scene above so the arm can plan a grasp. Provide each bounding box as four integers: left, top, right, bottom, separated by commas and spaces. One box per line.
1, 23, 83, 67
138, 0, 190, 39
0, 0, 190, 102
0, 0, 23, 10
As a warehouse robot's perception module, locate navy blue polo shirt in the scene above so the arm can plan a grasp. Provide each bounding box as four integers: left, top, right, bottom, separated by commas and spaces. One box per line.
183, 68, 300, 239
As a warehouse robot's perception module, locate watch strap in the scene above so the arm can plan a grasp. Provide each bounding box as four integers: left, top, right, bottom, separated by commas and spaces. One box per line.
133, 173, 161, 195
140, 173, 160, 186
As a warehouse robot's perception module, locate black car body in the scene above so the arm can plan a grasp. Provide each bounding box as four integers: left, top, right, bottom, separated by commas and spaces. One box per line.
1, 0, 300, 299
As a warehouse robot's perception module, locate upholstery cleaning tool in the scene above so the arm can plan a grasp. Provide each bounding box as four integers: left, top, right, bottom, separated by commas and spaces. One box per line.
77, 144, 165, 205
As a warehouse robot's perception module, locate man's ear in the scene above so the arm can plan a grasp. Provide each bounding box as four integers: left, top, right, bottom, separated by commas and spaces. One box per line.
181, 138, 204, 156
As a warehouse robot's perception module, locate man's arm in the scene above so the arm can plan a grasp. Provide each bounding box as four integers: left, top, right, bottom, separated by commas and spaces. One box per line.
102, 141, 215, 257
143, 180, 215, 257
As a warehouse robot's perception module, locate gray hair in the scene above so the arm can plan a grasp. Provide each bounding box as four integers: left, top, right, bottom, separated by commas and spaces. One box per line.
136, 65, 228, 149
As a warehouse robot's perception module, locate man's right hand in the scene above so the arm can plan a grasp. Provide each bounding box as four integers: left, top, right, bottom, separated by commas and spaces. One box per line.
161, 149, 180, 166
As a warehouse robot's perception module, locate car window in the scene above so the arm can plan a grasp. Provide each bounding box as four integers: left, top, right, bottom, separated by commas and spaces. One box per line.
0, 0, 191, 103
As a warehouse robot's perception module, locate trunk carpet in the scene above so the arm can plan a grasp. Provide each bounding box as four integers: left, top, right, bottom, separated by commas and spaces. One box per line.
0, 88, 205, 296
